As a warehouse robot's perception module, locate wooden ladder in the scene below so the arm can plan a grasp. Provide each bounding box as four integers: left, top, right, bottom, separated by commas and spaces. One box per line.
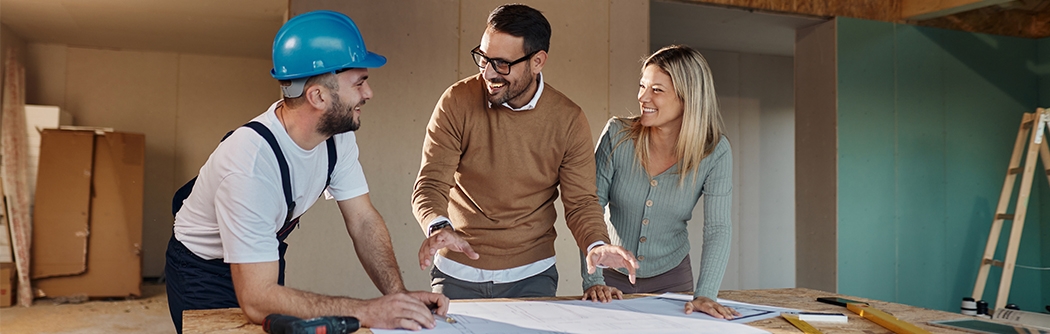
972, 107, 1050, 311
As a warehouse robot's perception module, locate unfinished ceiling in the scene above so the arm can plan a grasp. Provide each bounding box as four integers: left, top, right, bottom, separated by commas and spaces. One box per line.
0, 0, 286, 59
651, 1, 825, 56
683, 0, 1050, 38
914, 0, 1050, 38
1, 0, 1048, 62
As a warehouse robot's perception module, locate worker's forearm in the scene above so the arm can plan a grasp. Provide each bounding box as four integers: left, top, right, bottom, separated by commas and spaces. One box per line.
245, 286, 369, 323
337, 196, 408, 294
231, 263, 370, 324
351, 221, 407, 294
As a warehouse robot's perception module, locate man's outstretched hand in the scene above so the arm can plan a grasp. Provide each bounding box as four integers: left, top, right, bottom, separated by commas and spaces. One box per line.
585, 244, 639, 283
418, 226, 478, 270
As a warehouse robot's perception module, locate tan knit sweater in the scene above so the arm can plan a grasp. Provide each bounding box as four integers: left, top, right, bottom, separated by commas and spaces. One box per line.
412, 74, 610, 270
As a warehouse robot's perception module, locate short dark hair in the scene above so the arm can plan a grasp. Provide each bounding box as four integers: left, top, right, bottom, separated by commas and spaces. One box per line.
282, 72, 339, 108
487, 4, 551, 56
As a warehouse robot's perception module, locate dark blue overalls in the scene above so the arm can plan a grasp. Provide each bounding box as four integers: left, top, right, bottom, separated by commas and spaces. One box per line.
164, 122, 335, 333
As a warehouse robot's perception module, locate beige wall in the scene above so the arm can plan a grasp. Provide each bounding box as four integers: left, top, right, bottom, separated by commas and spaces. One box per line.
17, 0, 648, 295
794, 20, 837, 293
693, 49, 796, 291
284, 0, 649, 297
24, 45, 277, 277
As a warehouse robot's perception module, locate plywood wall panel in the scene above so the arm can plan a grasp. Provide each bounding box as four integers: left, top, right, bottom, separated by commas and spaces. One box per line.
286, 0, 463, 297
174, 55, 275, 184
609, 0, 650, 120
284, 0, 647, 297
64, 48, 178, 278
458, 0, 613, 138
459, 0, 615, 296
167, 54, 276, 277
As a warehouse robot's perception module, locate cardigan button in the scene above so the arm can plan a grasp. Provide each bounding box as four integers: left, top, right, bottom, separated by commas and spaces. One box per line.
642, 219, 649, 225
645, 200, 653, 207
638, 256, 645, 261
639, 236, 647, 243
650, 180, 658, 187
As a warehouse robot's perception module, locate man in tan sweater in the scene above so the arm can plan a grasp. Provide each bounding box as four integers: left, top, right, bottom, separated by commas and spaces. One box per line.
412, 4, 638, 299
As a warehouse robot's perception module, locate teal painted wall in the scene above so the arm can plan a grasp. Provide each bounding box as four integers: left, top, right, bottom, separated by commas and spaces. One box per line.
1038, 37, 1050, 310
837, 17, 1047, 312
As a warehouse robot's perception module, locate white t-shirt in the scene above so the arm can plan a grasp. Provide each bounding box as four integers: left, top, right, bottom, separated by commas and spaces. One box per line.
173, 101, 369, 263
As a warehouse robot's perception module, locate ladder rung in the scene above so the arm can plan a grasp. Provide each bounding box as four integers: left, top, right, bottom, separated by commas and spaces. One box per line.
996, 213, 1014, 220
1008, 167, 1022, 175
982, 258, 1005, 267
1046, 169, 1050, 176
1022, 121, 1033, 129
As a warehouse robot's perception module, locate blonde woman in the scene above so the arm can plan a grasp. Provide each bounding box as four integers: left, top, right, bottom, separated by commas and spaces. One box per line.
581, 45, 738, 319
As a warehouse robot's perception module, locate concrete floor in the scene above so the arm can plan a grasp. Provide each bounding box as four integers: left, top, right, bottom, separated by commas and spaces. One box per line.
0, 282, 175, 333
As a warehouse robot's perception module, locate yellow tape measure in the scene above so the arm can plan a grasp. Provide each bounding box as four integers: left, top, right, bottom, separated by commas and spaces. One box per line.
782, 314, 823, 334
846, 303, 931, 334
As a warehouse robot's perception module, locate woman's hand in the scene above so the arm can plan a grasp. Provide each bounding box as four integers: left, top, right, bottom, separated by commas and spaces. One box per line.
684, 296, 741, 319
581, 284, 623, 303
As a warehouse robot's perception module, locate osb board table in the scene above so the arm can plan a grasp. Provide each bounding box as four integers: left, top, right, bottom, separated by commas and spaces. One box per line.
719, 288, 965, 333
183, 288, 969, 333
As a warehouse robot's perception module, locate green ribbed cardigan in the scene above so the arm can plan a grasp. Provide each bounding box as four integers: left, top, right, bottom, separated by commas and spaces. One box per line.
581, 118, 733, 299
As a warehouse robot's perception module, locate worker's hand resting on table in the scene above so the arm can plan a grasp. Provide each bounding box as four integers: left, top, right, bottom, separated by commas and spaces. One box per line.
360, 291, 450, 330
418, 225, 478, 270
685, 296, 740, 319
582, 284, 623, 303
585, 245, 640, 283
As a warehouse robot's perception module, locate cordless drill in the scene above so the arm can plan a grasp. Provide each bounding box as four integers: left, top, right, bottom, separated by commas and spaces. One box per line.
263, 314, 360, 334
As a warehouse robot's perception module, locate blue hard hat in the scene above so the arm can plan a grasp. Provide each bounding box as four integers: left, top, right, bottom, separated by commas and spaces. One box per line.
270, 10, 386, 81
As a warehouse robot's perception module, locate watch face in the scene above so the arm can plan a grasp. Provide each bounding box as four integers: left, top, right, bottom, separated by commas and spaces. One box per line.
429, 221, 451, 235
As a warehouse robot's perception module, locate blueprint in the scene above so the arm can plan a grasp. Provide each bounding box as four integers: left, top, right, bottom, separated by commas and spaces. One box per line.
372, 294, 788, 334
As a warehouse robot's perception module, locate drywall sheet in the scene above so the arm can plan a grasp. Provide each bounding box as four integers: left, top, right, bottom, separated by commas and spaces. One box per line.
836, 17, 1044, 311
836, 17, 898, 303
31, 129, 93, 278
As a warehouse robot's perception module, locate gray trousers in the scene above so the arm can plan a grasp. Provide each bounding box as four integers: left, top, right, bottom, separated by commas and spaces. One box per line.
603, 254, 694, 294
431, 265, 558, 299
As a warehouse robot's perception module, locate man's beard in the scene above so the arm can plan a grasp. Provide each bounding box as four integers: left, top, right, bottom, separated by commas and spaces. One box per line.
488, 66, 534, 106
317, 94, 360, 136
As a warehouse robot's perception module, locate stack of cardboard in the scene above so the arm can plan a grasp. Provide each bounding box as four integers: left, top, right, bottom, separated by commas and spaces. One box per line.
24, 105, 74, 203
31, 129, 144, 298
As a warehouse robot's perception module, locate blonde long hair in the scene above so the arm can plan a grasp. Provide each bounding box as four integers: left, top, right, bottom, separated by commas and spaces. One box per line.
621, 45, 725, 185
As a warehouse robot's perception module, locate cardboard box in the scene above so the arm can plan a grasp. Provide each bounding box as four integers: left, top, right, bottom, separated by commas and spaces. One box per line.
24, 105, 74, 202
1, 262, 14, 307
31, 129, 144, 298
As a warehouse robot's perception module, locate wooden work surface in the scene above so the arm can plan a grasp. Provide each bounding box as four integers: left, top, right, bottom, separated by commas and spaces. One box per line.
183, 287, 969, 333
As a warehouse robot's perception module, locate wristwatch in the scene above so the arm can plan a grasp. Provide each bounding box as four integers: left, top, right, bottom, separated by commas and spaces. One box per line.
428, 220, 452, 236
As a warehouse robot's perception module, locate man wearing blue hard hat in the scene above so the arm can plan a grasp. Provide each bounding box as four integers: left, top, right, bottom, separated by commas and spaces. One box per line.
165, 10, 448, 333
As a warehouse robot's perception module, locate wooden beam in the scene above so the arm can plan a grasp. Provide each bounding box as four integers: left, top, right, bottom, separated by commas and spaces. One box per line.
902, 0, 1014, 20
682, 0, 901, 23
916, 7, 1050, 38
681, 0, 1050, 38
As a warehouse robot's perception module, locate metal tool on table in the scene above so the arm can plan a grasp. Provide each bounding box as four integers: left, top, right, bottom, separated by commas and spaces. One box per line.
818, 296, 931, 334
782, 313, 823, 334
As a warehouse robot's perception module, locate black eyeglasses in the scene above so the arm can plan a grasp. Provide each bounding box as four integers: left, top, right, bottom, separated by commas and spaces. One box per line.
470, 45, 538, 75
